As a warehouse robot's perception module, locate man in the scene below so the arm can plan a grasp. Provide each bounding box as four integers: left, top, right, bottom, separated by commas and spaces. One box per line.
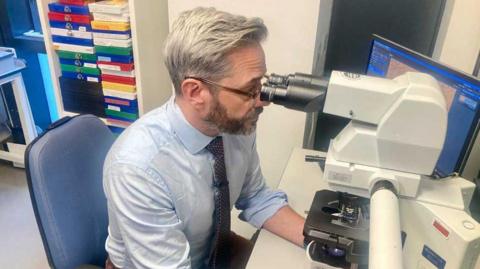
103, 7, 305, 269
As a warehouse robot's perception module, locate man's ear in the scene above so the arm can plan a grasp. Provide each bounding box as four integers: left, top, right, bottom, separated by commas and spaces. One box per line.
181, 78, 207, 109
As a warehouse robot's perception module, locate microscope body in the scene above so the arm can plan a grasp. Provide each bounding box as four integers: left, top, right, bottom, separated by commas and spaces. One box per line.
261, 71, 480, 269
323, 71, 446, 198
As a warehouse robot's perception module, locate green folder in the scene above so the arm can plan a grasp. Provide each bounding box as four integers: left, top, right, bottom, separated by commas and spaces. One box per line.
60, 64, 100, 76
95, 45, 132, 56
105, 109, 138, 120
56, 50, 96, 61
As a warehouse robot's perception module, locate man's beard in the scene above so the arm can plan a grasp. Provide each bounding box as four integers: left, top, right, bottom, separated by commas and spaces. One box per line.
205, 97, 263, 135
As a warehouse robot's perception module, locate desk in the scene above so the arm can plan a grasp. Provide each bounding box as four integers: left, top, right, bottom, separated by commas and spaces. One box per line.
247, 147, 327, 268
247, 148, 480, 269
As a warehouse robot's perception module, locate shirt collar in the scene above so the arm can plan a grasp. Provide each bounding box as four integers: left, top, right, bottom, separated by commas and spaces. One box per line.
167, 96, 216, 154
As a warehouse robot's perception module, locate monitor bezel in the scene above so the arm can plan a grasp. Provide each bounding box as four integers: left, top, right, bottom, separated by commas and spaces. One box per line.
365, 34, 480, 177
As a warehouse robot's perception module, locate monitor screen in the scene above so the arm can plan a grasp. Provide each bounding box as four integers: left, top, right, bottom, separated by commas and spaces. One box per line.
366, 35, 480, 178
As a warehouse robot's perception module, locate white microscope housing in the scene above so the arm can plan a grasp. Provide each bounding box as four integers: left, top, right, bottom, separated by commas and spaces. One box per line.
323, 71, 447, 198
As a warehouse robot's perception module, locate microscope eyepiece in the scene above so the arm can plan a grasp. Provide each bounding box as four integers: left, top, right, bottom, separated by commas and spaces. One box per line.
260, 73, 329, 112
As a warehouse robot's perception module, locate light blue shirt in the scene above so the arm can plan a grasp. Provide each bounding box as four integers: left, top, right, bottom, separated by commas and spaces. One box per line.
103, 97, 288, 269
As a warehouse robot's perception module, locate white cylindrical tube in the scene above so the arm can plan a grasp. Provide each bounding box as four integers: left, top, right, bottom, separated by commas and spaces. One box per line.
369, 187, 403, 269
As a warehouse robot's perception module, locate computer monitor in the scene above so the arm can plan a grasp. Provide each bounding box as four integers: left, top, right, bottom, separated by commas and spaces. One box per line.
366, 35, 480, 178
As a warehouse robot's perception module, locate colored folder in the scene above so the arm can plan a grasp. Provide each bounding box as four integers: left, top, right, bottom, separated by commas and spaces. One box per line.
48, 12, 91, 24
62, 71, 101, 83
59, 0, 95, 6
94, 45, 132, 56
101, 73, 135, 85
96, 53, 133, 63
50, 27, 93, 39
49, 21, 92, 31
105, 103, 138, 114
61, 64, 100, 76
91, 20, 130, 32
104, 96, 138, 107
48, 2, 90, 14
102, 89, 137, 100
102, 81, 136, 93
97, 61, 134, 71
52, 35, 94, 46
100, 68, 135, 77
59, 58, 97, 68
53, 43, 95, 54
57, 50, 97, 61
105, 109, 138, 121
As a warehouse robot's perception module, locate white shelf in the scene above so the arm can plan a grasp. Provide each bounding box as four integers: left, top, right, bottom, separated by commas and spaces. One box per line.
36, 0, 172, 120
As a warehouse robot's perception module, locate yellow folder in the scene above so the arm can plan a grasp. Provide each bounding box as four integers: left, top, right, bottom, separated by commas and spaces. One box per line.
91, 20, 130, 31
102, 81, 136, 93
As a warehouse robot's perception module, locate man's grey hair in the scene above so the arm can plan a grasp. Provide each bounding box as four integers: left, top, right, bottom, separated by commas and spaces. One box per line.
164, 7, 268, 94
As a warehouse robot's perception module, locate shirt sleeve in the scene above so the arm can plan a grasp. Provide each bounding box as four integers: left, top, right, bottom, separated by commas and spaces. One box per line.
104, 162, 191, 269
234, 138, 288, 228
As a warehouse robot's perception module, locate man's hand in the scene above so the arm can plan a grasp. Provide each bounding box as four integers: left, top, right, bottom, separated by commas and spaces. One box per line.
262, 205, 306, 247
105, 257, 118, 269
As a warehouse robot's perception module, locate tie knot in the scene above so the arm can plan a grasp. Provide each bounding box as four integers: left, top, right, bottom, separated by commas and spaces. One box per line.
206, 136, 224, 157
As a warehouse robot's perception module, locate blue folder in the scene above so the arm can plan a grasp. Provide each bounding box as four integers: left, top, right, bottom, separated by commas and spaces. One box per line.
52, 35, 94, 46
49, 21, 92, 31
104, 104, 138, 114
96, 53, 134, 64
59, 58, 97, 67
48, 3, 90, 15
62, 71, 101, 82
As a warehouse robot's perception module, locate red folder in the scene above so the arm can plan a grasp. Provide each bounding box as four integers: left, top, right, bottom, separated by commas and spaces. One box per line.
58, 0, 94, 6
48, 12, 91, 24
101, 74, 136, 85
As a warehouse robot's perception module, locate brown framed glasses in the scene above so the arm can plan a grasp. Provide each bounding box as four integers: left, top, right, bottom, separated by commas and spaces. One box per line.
185, 76, 262, 100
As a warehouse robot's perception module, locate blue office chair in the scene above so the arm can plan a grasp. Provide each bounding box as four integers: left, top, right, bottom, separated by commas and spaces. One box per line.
25, 115, 115, 269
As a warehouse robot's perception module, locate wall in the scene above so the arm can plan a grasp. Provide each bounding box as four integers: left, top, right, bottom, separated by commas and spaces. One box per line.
167, 0, 320, 237
435, 0, 480, 73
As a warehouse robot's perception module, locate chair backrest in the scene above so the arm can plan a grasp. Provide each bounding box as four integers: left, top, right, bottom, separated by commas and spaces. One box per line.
25, 115, 115, 269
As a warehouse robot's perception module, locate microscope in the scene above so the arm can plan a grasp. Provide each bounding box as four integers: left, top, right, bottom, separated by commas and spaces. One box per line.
261, 71, 480, 269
